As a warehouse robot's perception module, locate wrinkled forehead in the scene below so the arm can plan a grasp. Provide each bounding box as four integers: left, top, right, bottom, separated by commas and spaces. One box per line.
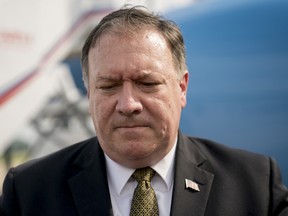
87, 29, 177, 81
88, 29, 179, 79
92, 26, 168, 48
99, 30, 167, 48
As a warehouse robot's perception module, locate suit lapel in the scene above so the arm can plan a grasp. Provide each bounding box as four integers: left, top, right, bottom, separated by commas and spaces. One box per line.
66, 133, 214, 216
68, 138, 113, 216
170, 132, 214, 216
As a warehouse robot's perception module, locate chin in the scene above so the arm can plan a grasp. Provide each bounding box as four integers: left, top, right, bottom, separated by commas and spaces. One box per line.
124, 144, 156, 159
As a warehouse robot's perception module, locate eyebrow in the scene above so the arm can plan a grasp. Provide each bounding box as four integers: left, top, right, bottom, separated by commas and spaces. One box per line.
95, 76, 121, 83
95, 72, 160, 82
96, 76, 113, 81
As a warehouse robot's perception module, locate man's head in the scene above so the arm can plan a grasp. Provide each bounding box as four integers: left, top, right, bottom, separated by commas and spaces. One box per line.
81, 6, 187, 89
81, 6, 189, 168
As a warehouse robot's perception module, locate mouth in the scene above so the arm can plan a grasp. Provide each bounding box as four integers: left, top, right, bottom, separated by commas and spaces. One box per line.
113, 119, 150, 131
116, 125, 148, 129
115, 124, 150, 132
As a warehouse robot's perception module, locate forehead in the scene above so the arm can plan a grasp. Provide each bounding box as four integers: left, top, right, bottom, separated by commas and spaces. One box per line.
88, 30, 174, 74
94, 28, 168, 52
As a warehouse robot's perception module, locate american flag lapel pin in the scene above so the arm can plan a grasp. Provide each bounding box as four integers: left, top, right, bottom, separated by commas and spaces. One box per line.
185, 179, 200, 192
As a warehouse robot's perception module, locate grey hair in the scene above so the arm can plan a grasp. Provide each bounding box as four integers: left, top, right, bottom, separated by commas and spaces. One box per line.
81, 6, 187, 89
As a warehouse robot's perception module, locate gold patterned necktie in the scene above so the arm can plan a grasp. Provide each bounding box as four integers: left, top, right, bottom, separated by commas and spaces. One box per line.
130, 167, 159, 216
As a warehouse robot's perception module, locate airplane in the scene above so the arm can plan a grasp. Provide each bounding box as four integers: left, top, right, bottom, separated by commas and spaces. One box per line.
166, 0, 288, 185
0, 0, 113, 168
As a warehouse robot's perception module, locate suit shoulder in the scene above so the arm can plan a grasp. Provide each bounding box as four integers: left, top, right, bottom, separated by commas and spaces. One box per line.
186, 136, 267, 158
184, 135, 270, 172
11, 137, 98, 177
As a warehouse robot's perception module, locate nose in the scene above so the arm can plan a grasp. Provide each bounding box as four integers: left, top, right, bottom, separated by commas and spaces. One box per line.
116, 83, 143, 116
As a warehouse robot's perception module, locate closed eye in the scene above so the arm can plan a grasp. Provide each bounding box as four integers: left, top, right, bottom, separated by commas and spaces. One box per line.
96, 83, 121, 94
136, 81, 162, 93
139, 82, 159, 87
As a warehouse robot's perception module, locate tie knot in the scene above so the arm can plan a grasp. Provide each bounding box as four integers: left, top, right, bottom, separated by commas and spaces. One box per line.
132, 167, 155, 183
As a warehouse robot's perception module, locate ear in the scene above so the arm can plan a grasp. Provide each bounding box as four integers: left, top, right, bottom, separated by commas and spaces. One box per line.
179, 71, 189, 109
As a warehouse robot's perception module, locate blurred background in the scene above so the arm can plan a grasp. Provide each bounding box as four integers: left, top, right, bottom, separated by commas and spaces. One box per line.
0, 0, 287, 190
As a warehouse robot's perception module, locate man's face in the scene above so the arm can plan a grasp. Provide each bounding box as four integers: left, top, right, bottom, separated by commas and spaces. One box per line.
87, 30, 188, 168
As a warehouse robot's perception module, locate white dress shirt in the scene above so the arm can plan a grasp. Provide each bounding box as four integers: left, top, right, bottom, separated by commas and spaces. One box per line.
105, 140, 177, 216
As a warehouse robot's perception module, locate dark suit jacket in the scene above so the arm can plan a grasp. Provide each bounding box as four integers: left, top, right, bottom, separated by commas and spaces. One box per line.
1, 132, 288, 216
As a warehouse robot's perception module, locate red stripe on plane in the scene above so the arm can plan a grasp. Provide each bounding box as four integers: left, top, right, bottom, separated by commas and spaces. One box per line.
0, 9, 111, 107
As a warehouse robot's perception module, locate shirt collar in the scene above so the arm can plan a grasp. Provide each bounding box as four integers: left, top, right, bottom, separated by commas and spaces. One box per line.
151, 140, 177, 191
105, 154, 134, 196
105, 138, 177, 195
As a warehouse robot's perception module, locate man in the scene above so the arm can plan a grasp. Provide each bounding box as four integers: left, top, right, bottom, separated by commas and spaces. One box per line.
1, 6, 288, 216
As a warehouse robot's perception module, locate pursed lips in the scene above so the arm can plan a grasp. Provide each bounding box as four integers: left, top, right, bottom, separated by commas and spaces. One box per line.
114, 125, 149, 135
116, 125, 148, 129
114, 123, 150, 130
113, 119, 151, 131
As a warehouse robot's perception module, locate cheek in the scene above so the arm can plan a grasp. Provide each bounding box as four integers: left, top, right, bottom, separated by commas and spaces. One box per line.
161, 92, 183, 124
146, 96, 178, 125
89, 95, 113, 125
89, 94, 100, 115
